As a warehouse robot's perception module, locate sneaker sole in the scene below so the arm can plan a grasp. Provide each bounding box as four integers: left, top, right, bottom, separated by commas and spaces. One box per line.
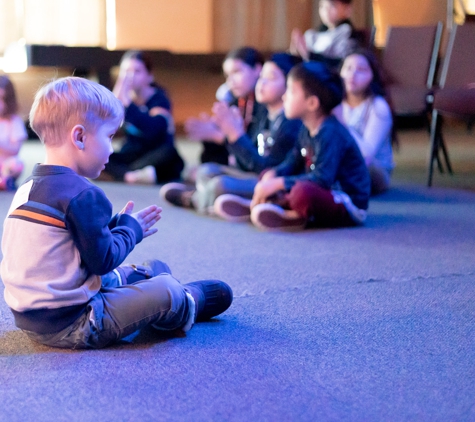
251, 204, 307, 232
159, 182, 189, 201
214, 194, 252, 222
159, 182, 196, 208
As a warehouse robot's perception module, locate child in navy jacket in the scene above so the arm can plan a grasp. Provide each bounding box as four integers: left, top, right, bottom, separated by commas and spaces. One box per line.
250, 62, 370, 231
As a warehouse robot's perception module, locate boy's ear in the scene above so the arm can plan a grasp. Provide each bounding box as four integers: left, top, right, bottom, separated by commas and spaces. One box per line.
307, 95, 320, 112
71, 124, 86, 150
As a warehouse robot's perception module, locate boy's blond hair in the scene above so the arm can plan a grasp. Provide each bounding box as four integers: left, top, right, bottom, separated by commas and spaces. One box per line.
29, 76, 124, 145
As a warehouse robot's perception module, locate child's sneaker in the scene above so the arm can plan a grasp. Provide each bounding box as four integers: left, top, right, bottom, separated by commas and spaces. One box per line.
159, 183, 195, 208
124, 165, 157, 185
185, 280, 233, 321
118, 259, 172, 284
251, 203, 307, 231
214, 194, 252, 222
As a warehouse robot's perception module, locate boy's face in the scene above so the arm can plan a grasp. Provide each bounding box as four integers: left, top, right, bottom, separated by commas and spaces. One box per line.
283, 77, 308, 120
319, 0, 351, 29
77, 119, 120, 179
255, 62, 286, 106
223, 58, 261, 99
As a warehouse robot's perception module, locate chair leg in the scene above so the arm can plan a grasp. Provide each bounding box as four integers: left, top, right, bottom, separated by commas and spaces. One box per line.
426, 109, 444, 173
435, 141, 445, 173
438, 130, 453, 174
428, 109, 439, 187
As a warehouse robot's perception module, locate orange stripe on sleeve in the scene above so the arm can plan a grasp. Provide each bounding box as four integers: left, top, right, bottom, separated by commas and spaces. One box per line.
10, 209, 66, 229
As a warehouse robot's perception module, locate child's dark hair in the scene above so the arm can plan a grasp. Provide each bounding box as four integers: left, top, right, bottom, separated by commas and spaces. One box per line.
269, 53, 302, 78
330, 0, 353, 4
341, 48, 387, 99
288, 62, 343, 115
120, 50, 154, 73
0, 74, 19, 116
225, 47, 264, 68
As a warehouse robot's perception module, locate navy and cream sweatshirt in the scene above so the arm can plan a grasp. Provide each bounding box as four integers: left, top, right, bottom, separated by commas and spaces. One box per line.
0, 164, 143, 334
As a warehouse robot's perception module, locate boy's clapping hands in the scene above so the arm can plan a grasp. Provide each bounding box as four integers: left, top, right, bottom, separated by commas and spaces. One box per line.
120, 201, 162, 238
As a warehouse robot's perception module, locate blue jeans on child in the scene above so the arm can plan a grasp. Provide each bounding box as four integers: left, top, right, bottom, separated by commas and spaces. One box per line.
193, 162, 258, 213
23, 263, 195, 349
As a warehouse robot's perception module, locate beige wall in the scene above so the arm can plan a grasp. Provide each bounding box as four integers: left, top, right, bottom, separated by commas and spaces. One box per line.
9, 68, 71, 120
1, 0, 460, 127
114, 0, 214, 53
373, 0, 447, 46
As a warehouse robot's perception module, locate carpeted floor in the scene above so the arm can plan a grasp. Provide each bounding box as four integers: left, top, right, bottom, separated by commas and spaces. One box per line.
0, 126, 474, 421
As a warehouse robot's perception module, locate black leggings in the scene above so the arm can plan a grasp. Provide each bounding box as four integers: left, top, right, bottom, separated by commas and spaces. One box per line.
105, 143, 184, 183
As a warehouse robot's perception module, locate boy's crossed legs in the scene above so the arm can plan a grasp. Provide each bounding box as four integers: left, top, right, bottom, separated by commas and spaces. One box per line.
214, 181, 363, 230
24, 261, 232, 349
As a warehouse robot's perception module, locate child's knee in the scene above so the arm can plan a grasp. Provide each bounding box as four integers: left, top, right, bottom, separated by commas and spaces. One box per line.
208, 175, 227, 199
288, 181, 319, 216
147, 274, 188, 311
195, 162, 222, 183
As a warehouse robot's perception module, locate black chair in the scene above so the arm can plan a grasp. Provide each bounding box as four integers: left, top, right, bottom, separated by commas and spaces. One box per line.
427, 23, 475, 186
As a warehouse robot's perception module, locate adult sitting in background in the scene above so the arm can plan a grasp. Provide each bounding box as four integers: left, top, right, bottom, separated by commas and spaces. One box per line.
160, 53, 302, 221
100, 50, 184, 184
185, 47, 266, 167
290, 0, 357, 70
333, 49, 394, 194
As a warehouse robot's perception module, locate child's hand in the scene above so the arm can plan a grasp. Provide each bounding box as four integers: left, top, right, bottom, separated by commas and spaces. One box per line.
250, 177, 284, 209
113, 73, 133, 107
184, 113, 225, 144
260, 169, 277, 182
120, 201, 162, 239
289, 28, 309, 61
212, 102, 245, 143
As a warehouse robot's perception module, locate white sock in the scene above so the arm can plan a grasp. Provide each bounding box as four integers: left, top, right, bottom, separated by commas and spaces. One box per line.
124, 166, 157, 184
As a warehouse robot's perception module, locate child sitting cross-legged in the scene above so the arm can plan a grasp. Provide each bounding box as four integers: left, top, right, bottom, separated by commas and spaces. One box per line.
218, 61, 370, 231
160, 53, 302, 221
333, 49, 394, 195
0, 75, 28, 191
0, 77, 232, 349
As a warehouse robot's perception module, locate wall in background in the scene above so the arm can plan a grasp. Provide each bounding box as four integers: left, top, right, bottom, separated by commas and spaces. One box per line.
113, 0, 214, 52
373, 0, 447, 46
1, 0, 470, 127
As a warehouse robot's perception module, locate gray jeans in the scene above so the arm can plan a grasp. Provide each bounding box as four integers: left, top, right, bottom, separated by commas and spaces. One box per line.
24, 268, 194, 349
193, 162, 258, 213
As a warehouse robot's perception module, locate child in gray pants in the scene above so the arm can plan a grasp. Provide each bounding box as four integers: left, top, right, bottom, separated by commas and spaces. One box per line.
0, 77, 232, 349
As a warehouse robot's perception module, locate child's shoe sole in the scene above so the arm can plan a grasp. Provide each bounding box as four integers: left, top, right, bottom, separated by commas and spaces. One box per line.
159, 182, 195, 208
251, 203, 307, 232
214, 194, 252, 222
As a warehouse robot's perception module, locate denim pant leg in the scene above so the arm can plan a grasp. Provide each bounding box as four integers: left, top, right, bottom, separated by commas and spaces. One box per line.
25, 274, 193, 349
193, 163, 258, 213
101, 270, 122, 288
